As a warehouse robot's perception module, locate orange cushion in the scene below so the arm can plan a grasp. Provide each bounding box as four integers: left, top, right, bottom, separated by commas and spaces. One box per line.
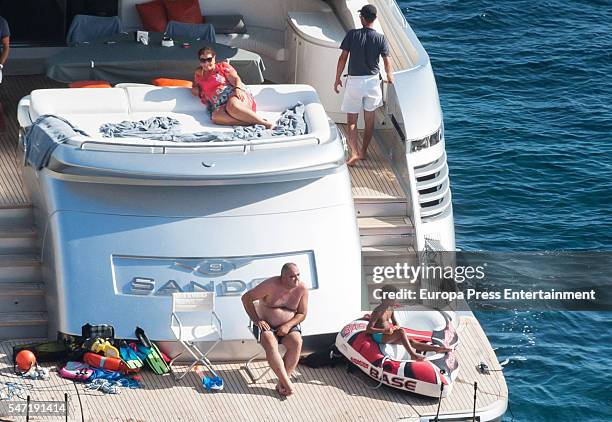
69, 80, 112, 88
136, 0, 168, 32
151, 78, 193, 88
163, 0, 203, 24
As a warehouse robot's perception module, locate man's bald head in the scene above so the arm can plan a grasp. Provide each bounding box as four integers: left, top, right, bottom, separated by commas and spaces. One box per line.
281, 262, 298, 275
280, 263, 300, 288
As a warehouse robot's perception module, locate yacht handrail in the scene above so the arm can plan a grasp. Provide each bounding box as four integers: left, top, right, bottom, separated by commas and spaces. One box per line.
371, 0, 422, 69
382, 0, 408, 29
75, 134, 322, 151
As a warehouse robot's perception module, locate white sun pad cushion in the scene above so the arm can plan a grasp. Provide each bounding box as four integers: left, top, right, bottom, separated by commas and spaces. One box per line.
28, 84, 329, 145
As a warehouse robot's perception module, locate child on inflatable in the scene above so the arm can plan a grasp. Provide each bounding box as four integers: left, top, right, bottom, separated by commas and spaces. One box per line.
367, 285, 452, 360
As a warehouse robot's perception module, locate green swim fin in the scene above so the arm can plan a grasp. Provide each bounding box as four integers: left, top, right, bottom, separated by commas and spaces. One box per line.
135, 327, 170, 375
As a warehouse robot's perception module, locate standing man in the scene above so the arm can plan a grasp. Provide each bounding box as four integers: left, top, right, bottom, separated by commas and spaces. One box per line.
334, 5, 393, 166
0, 15, 9, 84
241, 263, 308, 396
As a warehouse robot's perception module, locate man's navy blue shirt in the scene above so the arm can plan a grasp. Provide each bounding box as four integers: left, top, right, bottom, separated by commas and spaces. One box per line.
340, 27, 389, 76
0, 17, 10, 40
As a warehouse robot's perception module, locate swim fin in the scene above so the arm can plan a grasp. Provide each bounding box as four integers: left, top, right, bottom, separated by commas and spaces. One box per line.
129, 342, 148, 361
135, 327, 170, 375
119, 341, 143, 370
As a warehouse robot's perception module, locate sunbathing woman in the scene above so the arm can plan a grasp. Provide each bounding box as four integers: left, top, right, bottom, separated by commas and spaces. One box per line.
192, 47, 273, 128
367, 285, 452, 360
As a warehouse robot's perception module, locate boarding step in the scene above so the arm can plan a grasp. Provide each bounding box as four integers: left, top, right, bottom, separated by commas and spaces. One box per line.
0, 228, 38, 254
0, 205, 34, 228
0, 254, 41, 283
353, 198, 407, 218
0, 312, 48, 340
358, 216, 414, 247
0, 282, 46, 312
362, 245, 418, 267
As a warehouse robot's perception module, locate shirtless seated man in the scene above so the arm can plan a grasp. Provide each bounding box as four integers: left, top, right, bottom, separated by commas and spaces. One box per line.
367, 285, 452, 360
241, 263, 309, 396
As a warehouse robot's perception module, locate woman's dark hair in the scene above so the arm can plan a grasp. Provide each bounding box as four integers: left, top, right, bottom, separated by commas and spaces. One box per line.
198, 47, 216, 58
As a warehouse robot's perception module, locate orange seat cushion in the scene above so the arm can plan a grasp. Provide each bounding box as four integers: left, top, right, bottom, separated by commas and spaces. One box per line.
68, 80, 112, 88
163, 0, 203, 24
152, 78, 193, 88
136, 0, 168, 32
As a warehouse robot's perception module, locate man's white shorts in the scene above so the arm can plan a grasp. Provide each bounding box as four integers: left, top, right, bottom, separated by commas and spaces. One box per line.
341, 75, 383, 114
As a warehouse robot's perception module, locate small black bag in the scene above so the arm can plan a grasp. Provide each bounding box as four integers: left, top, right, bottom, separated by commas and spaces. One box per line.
300, 346, 347, 368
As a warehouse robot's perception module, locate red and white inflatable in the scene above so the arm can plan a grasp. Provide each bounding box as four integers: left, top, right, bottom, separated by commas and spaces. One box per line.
83, 352, 131, 374
335, 310, 459, 398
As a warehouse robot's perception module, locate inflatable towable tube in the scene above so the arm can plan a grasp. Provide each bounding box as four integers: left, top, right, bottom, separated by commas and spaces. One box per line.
335, 311, 459, 398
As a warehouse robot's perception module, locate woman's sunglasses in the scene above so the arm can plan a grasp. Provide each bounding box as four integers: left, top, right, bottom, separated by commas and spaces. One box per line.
199, 56, 215, 63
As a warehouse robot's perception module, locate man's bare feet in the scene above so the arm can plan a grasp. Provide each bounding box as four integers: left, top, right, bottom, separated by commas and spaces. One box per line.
276, 381, 294, 396
347, 155, 363, 166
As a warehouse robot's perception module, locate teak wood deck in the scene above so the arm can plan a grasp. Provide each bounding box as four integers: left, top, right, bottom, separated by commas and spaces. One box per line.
0, 76, 63, 208
0, 316, 507, 422
338, 124, 405, 202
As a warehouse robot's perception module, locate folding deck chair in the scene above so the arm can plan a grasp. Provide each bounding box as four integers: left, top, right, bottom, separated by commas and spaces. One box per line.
169, 292, 222, 381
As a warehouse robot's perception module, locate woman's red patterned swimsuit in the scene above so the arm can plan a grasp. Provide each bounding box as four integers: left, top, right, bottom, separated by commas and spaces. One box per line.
195, 62, 256, 115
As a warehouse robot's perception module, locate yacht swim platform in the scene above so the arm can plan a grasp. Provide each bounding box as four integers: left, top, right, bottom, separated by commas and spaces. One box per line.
0, 316, 506, 422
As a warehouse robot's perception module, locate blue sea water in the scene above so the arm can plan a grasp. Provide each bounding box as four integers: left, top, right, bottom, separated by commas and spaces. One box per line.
399, 1, 612, 420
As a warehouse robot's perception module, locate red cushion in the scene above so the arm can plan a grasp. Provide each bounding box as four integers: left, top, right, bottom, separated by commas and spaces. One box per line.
69, 80, 112, 88
136, 0, 168, 32
163, 0, 203, 24
152, 78, 193, 88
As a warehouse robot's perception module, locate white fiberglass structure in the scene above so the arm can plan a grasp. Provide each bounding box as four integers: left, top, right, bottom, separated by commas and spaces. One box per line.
18, 84, 360, 358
